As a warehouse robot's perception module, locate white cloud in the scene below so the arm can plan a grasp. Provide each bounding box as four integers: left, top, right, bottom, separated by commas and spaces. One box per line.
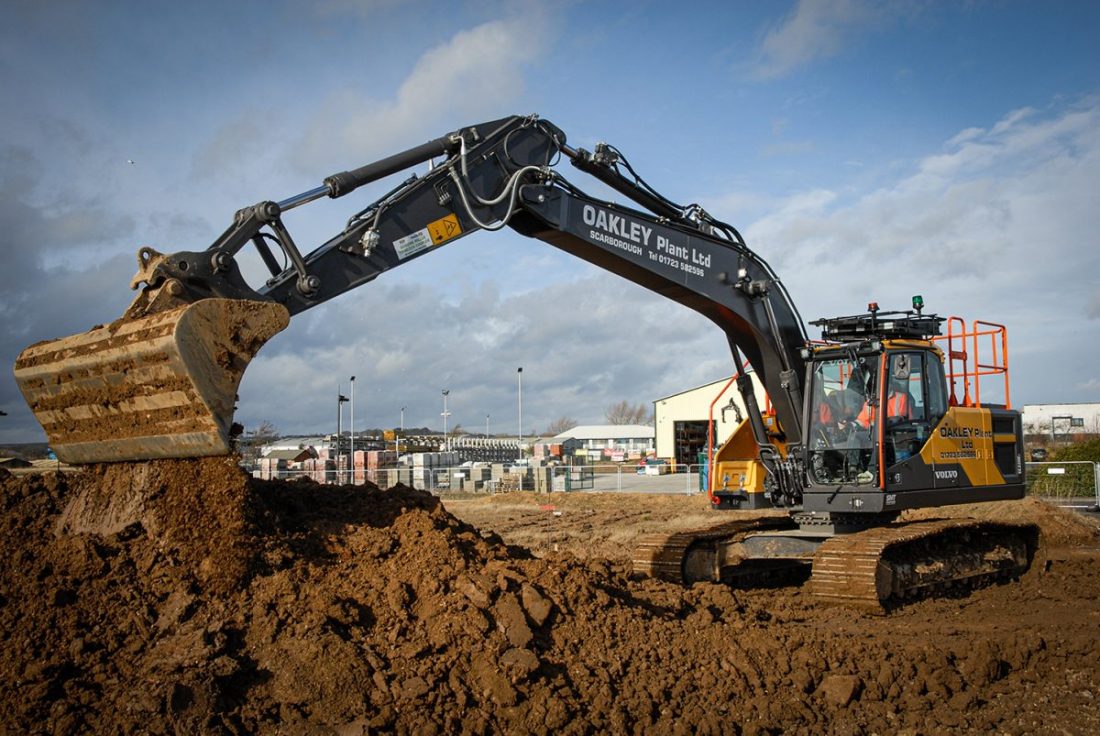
737, 99, 1100, 404
946, 126, 985, 147
750, 0, 907, 80
291, 14, 551, 172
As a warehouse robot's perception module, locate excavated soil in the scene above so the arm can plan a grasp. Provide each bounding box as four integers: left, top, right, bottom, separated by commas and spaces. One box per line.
2, 460, 1099, 734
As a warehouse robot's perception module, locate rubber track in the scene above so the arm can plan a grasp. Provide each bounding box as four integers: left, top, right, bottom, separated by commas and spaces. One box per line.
811, 518, 1036, 612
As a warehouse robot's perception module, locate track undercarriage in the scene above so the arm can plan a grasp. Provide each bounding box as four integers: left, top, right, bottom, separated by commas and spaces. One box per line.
632, 515, 1038, 612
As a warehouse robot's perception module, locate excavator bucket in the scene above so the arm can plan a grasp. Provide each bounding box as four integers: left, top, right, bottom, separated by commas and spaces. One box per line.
13, 298, 289, 464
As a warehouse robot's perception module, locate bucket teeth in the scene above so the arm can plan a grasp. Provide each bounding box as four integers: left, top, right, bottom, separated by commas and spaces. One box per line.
14, 298, 289, 464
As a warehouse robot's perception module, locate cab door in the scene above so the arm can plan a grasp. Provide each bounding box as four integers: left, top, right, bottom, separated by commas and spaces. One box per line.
883, 350, 946, 490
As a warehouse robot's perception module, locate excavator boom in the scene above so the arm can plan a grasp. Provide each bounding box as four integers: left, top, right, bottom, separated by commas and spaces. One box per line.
14, 115, 807, 468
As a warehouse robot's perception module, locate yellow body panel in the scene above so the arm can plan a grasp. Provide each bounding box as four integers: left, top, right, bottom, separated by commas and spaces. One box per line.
710, 415, 783, 497
919, 407, 1006, 486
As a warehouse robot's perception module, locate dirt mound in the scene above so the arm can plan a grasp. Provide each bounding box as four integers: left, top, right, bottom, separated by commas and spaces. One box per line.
3, 461, 1099, 734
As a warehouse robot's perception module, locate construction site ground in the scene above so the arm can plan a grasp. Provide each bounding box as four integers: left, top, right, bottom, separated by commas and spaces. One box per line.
2, 461, 1099, 734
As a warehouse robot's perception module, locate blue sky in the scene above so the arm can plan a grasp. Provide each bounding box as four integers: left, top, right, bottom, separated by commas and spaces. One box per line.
2, 0, 1099, 441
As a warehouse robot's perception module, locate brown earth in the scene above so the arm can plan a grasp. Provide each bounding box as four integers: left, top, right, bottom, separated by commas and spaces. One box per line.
2, 461, 1099, 734
442, 491, 740, 560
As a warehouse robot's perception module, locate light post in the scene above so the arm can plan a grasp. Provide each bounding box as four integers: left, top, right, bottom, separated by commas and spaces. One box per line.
336, 388, 349, 484
349, 375, 355, 481
517, 367, 523, 461
397, 405, 406, 457
441, 389, 451, 452
486, 414, 490, 439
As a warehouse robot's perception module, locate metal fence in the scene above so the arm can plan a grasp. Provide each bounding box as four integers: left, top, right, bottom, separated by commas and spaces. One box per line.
1025, 461, 1100, 509
549, 464, 703, 495
253, 463, 707, 495
253, 460, 1100, 508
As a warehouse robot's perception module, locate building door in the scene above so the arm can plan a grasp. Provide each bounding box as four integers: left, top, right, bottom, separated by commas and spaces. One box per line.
674, 420, 714, 467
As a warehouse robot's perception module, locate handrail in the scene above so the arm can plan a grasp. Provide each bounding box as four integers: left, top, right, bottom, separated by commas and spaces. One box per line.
940, 316, 969, 406
706, 375, 739, 502
933, 317, 1010, 409
971, 320, 1011, 409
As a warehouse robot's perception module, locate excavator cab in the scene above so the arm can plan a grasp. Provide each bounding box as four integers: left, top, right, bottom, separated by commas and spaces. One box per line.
804, 305, 950, 496
801, 303, 1025, 516
806, 351, 881, 486
805, 342, 950, 489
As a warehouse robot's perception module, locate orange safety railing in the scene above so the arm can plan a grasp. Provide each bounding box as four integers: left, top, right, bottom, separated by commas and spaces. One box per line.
933, 317, 1011, 409
706, 375, 738, 502
705, 361, 772, 499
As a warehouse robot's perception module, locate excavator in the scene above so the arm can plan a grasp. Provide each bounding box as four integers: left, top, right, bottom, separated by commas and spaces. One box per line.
13, 114, 1036, 610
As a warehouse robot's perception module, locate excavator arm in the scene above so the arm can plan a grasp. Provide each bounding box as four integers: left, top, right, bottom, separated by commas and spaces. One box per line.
15, 114, 807, 477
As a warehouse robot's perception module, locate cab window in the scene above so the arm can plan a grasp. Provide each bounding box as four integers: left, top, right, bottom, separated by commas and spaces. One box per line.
926, 353, 948, 427
886, 352, 923, 423
884, 351, 938, 466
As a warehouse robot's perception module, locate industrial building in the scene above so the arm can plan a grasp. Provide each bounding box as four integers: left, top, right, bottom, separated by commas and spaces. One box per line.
549, 425, 655, 462
653, 373, 768, 466
1023, 403, 1100, 440
262, 437, 330, 455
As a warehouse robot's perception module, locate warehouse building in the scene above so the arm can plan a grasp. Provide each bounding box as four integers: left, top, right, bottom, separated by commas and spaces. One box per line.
1023, 403, 1100, 440
550, 424, 655, 462
653, 373, 768, 466
262, 437, 328, 455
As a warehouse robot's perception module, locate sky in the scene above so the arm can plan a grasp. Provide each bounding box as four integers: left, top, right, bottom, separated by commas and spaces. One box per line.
2, 0, 1099, 442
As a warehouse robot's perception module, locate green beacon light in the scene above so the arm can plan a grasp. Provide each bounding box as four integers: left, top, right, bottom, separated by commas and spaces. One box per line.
912, 295, 924, 314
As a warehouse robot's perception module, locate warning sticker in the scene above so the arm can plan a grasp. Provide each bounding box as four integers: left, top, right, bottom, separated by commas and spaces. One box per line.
393, 228, 433, 260
393, 214, 463, 260
427, 213, 462, 244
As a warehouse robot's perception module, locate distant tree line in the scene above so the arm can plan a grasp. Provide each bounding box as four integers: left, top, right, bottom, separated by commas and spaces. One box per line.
604, 400, 651, 425
542, 401, 653, 435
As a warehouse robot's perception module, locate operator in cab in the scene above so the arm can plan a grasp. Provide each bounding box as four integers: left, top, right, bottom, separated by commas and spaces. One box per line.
856, 360, 914, 429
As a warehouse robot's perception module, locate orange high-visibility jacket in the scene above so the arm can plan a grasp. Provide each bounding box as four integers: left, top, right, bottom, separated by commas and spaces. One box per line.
856, 391, 912, 429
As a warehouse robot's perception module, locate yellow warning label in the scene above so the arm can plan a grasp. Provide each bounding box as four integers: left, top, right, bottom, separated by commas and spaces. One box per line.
427, 213, 462, 245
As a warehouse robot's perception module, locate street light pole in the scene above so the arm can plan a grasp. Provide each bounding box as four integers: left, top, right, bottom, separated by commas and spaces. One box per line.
349, 375, 355, 482
441, 389, 450, 452
396, 405, 406, 458
486, 414, 490, 439
337, 387, 349, 484
517, 367, 523, 461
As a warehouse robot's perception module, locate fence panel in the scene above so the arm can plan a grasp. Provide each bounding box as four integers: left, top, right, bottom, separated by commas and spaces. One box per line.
257, 462, 711, 495
1025, 461, 1099, 509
